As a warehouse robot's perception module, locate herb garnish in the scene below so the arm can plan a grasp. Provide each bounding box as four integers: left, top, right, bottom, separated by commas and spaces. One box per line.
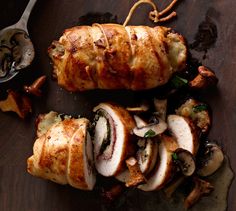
193, 104, 208, 113
172, 152, 178, 160
144, 129, 156, 138
171, 75, 188, 88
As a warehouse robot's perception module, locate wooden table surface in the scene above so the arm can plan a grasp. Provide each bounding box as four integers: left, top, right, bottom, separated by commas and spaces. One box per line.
0, 0, 235, 210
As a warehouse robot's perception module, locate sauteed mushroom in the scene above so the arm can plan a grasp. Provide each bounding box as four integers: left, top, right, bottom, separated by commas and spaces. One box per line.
173, 148, 196, 176
184, 177, 214, 209
0, 46, 12, 77
133, 115, 167, 138
10, 30, 35, 70
189, 66, 218, 89
197, 143, 224, 177
0, 29, 35, 81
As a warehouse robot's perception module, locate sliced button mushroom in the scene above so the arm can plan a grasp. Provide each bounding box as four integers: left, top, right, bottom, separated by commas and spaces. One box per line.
173, 148, 196, 176
133, 116, 167, 138
197, 143, 224, 177
133, 115, 147, 128
0, 46, 12, 77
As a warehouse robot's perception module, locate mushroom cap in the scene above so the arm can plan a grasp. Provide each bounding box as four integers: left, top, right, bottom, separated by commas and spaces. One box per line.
197, 143, 224, 177
133, 117, 167, 138
174, 148, 196, 176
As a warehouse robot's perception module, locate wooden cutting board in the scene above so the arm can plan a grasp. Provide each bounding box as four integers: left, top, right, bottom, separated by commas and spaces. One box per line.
0, 0, 235, 210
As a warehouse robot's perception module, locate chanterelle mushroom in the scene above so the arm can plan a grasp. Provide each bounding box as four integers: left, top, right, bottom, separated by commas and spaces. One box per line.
24, 75, 47, 97
0, 90, 32, 118
125, 157, 146, 187
184, 177, 214, 209
189, 66, 218, 89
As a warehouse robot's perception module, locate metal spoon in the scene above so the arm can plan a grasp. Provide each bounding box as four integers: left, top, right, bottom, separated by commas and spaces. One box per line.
0, 0, 37, 83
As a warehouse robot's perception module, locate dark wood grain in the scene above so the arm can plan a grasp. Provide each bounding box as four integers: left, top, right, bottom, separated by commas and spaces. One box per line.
0, 0, 235, 210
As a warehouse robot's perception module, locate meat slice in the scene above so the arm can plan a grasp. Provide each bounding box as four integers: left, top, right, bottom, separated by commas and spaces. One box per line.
137, 138, 158, 175
93, 103, 135, 176
167, 115, 199, 155
138, 135, 178, 191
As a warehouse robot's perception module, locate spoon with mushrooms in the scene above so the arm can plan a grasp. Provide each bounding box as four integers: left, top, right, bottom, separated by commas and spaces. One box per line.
0, 0, 36, 83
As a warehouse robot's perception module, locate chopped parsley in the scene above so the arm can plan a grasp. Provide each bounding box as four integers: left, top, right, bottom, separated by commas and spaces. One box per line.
193, 104, 208, 113
172, 152, 178, 160
171, 75, 188, 88
144, 129, 156, 138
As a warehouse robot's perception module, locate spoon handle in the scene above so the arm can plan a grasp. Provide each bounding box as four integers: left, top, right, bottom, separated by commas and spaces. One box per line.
15, 0, 37, 32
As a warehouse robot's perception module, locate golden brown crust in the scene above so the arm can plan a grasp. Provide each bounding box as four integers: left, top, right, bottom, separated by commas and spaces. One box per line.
67, 118, 90, 189
27, 118, 94, 189
48, 24, 187, 91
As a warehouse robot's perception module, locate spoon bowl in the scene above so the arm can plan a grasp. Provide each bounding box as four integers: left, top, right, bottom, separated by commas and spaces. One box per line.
0, 0, 37, 83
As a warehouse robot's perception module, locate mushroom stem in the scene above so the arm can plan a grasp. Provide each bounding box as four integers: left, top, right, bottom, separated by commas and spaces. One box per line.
24, 75, 46, 97
184, 177, 214, 209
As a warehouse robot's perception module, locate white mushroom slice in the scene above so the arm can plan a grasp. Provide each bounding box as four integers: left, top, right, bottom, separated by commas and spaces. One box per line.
167, 115, 199, 155
133, 117, 167, 138
133, 115, 148, 128
93, 103, 135, 177
153, 98, 167, 121
139, 135, 178, 191
137, 138, 158, 174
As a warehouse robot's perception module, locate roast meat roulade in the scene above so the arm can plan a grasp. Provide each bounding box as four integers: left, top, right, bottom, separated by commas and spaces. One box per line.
48, 24, 187, 91
27, 112, 96, 190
